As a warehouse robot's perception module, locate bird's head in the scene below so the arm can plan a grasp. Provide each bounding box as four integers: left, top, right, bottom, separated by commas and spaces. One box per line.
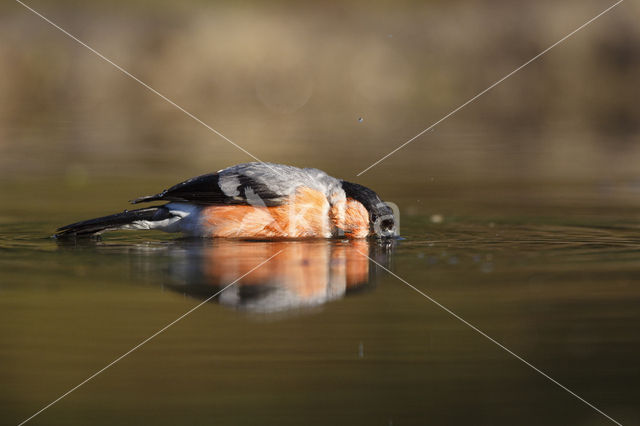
340, 180, 397, 238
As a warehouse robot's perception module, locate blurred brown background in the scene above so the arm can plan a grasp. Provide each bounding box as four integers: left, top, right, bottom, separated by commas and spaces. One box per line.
1, 0, 639, 187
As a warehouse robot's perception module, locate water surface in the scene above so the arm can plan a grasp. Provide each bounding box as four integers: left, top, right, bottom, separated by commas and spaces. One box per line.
1, 179, 639, 425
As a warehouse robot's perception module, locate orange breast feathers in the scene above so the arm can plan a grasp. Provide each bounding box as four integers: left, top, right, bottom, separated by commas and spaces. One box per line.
200, 188, 371, 238
200, 186, 332, 238
329, 198, 370, 238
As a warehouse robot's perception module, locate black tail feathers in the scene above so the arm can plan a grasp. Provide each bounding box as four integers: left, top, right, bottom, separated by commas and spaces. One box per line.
55, 206, 171, 238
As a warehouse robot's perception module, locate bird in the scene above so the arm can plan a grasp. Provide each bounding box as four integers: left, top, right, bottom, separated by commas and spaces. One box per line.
55, 162, 397, 239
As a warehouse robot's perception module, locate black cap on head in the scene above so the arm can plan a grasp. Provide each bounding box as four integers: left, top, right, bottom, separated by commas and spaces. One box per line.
340, 180, 396, 237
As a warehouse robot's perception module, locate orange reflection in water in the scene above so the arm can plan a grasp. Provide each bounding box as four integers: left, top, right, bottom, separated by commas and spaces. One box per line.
167, 239, 390, 313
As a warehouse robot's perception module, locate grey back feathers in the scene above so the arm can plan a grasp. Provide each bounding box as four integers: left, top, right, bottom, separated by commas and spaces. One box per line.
132, 162, 345, 207
220, 163, 344, 202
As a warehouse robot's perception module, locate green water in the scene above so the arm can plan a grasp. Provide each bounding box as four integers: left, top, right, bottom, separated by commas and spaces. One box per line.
1, 178, 638, 425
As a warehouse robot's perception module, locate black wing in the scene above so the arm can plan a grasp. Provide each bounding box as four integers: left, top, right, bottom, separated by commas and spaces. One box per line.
130, 173, 285, 206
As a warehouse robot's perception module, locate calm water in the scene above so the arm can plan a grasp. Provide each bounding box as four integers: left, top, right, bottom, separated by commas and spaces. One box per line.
3, 0, 639, 423
1, 179, 639, 426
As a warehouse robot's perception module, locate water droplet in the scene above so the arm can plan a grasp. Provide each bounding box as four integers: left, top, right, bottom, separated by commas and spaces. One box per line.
358, 117, 364, 123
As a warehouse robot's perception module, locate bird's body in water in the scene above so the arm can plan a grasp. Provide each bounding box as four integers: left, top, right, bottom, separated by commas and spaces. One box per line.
56, 163, 397, 239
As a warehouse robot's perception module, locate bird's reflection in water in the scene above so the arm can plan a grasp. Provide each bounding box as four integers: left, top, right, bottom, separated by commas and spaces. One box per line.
57, 236, 395, 313
164, 239, 394, 313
